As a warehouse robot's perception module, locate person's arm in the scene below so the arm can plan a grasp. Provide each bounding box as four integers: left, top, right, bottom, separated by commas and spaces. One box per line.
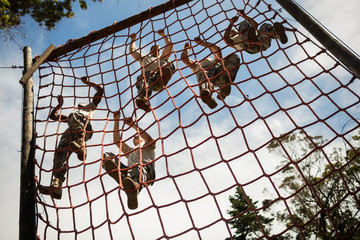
181, 42, 196, 69
81, 76, 104, 107
124, 117, 155, 146
194, 36, 223, 61
238, 9, 259, 29
49, 95, 68, 121
158, 29, 173, 60
129, 33, 142, 61
113, 112, 132, 155
224, 15, 239, 46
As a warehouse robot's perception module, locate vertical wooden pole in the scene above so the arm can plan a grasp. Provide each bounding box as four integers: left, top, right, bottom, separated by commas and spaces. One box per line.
19, 46, 36, 240
275, 0, 360, 79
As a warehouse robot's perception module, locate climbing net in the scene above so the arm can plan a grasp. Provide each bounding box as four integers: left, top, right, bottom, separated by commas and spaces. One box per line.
34, 0, 360, 239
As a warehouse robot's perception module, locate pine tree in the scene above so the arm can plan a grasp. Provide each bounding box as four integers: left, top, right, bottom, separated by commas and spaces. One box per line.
226, 187, 274, 240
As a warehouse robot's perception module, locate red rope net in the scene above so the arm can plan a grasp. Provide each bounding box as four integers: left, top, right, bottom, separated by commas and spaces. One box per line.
34, 0, 360, 239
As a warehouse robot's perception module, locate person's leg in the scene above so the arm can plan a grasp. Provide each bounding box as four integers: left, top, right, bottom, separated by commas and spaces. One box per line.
67, 112, 87, 161
238, 20, 262, 54
238, 21, 255, 41
102, 152, 128, 184
144, 164, 156, 186
153, 60, 175, 91
123, 163, 152, 209
273, 22, 288, 44
38, 133, 71, 199
123, 164, 141, 209
198, 72, 218, 109
258, 22, 288, 49
53, 138, 70, 183
215, 53, 240, 100
69, 134, 86, 161
257, 23, 273, 52
135, 73, 152, 112
122, 177, 138, 209
73, 126, 93, 161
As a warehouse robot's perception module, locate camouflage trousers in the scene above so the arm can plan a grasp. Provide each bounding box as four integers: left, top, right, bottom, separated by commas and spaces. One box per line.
237, 21, 275, 54
102, 152, 155, 190
53, 112, 92, 181
136, 59, 175, 100
198, 53, 240, 96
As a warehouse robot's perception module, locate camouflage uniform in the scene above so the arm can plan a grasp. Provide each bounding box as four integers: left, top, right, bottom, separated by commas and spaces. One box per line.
232, 21, 275, 54
53, 103, 95, 182
102, 147, 156, 190
136, 58, 175, 100
194, 53, 240, 98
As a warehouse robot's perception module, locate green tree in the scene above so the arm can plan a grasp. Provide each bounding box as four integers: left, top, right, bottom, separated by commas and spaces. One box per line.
0, 0, 102, 31
265, 130, 360, 239
226, 187, 274, 240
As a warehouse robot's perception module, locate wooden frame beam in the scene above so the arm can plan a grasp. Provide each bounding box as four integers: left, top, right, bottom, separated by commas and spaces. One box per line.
46, 0, 195, 61
19, 44, 55, 85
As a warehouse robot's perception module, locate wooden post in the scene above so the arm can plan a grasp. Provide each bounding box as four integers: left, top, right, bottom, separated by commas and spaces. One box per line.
19, 46, 36, 240
46, 0, 195, 61
275, 0, 360, 79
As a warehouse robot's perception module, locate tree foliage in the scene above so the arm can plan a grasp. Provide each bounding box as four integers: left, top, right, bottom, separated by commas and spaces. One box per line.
264, 130, 360, 239
0, 0, 102, 31
226, 187, 274, 240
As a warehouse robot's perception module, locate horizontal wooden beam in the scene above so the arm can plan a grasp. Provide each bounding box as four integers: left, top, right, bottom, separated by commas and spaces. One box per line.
46, 0, 195, 61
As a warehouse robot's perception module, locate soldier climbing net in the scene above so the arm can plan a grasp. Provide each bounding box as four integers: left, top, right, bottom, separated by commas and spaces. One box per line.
33, 0, 360, 239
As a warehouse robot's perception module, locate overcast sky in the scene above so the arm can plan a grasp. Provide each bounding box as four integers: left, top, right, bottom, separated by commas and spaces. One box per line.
0, 0, 359, 239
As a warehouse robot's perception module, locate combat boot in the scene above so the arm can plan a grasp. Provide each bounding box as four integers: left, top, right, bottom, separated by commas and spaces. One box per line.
273, 22, 288, 44
135, 97, 151, 112
103, 160, 126, 184
123, 177, 139, 210
38, 178, 63, 199
217, 84, 231, 100
200, 88, 217, 109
